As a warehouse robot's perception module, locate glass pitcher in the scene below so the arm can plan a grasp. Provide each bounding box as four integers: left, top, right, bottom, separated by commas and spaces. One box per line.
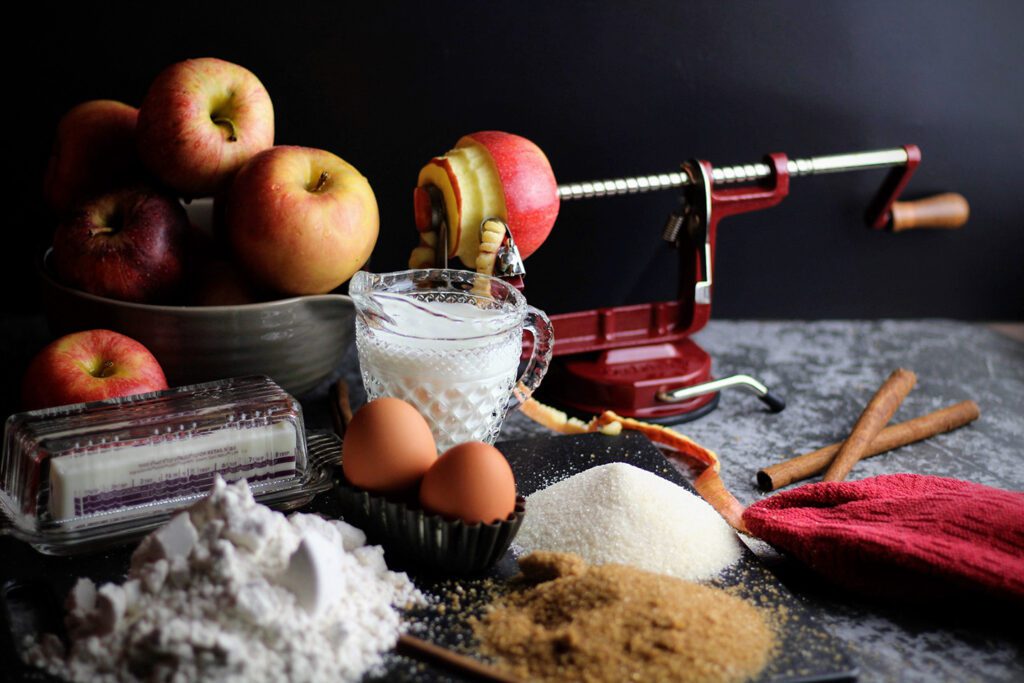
350, 269, 554, 453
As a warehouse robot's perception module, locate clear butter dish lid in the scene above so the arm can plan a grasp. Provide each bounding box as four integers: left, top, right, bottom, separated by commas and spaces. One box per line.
1, 376, 338, 555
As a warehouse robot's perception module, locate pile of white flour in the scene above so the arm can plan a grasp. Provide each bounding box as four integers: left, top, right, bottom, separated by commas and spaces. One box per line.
25, 477, 422, 682
515, 462, 743, 581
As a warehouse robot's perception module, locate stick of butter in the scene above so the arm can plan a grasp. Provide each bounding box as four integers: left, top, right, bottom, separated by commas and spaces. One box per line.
1, 376, 307, 527
49, 421, 298, 520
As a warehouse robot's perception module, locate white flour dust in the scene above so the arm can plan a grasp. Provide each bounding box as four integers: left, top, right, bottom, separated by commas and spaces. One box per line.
25, 477, 422, 682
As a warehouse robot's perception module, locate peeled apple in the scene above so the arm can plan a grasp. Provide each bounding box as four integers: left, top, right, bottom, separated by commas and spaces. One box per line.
411, 131, 559, 275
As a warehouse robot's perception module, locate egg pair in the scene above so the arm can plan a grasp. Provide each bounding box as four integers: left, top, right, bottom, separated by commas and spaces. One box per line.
341, 398, 517, 525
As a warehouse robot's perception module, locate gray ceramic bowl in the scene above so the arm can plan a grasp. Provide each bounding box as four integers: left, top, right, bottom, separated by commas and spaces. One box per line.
38, 250, 354, 397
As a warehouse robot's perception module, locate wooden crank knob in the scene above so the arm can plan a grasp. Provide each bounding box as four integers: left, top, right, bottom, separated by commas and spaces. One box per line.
890, 192, 970, 232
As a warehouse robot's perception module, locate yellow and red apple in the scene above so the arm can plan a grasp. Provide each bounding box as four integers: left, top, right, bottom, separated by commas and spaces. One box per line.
21, 330, 168, 411
136, 58, 274, 197
44, 100, 141, 214
410, 131, 559, 272
226, 146, 379, 295
52, 187, 189, 303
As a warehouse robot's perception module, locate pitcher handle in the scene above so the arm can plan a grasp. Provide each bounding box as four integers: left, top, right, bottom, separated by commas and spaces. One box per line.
508, 306, 554, 412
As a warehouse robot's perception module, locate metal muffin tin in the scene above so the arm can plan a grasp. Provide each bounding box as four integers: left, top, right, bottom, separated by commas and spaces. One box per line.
334, 472, 525, 575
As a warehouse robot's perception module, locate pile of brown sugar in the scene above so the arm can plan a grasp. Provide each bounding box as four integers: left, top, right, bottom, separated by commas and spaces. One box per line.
472, 551, 774, 683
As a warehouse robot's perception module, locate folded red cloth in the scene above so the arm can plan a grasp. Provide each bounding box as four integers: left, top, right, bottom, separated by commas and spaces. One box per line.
742, 474, 1024, 602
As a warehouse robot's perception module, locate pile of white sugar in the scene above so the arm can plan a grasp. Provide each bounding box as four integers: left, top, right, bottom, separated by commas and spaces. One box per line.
515, 463, 743, 581
25, 477, 422, 683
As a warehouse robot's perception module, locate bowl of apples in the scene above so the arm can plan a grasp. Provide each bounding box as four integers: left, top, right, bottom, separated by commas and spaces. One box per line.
39, 58, 379, 396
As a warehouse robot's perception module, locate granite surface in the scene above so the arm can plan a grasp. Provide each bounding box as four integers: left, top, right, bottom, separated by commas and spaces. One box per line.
3, 318, 1022, 682
506, 320, 1024, 683
325, 319, 1024, 683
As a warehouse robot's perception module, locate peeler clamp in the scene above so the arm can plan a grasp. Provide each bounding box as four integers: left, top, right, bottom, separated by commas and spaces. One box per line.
480, 218, 527, 278
684, 160, 714, 305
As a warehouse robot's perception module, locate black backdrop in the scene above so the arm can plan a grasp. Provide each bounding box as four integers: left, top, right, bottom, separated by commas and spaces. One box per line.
11, 0, 1024, 319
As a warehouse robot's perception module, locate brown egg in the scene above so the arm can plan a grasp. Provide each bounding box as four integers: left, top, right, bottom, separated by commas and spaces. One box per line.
342, 398, 437, 494
419, 442, 517, 524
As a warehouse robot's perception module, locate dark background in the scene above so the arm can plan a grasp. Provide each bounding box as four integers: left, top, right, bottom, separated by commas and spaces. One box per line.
11, 0, 1024, 320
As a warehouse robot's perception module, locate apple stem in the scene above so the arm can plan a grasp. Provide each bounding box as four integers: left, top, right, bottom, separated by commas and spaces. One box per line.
95, 360, 116, 379
88, 227, 115, 237
312, 171, 330, 193
212, 116, 239, 142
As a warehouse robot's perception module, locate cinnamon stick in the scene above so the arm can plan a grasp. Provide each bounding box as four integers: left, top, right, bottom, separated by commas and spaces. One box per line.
397, 634, 523, 683
822, 368, 917, 482
757, 400, 980, 491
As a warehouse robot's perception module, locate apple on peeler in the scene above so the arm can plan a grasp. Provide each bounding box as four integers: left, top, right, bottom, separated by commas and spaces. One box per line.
410, 131, 559, 274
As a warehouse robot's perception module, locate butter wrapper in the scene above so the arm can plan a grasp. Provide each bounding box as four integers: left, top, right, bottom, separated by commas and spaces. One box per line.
1, 376, 311, 553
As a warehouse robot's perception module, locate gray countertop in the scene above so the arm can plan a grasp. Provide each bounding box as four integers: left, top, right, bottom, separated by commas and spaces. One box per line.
331, 319, 1023, 682
311, 321, 1024, 683
4, 318, 1022, 682
496, 320, 1024, 683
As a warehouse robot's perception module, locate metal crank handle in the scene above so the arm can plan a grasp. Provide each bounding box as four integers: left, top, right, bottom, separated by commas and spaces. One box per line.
556, 148, 912, 200
657, 375, 786, 413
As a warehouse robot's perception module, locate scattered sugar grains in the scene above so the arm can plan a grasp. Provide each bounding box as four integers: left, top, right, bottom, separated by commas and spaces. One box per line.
515, 462, 742, 580
25, 477, 423, 683
473, 551, 774, 683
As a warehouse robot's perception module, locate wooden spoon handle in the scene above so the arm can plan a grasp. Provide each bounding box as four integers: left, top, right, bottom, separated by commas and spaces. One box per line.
397, 634, 523, 683
891, 192, 969, 231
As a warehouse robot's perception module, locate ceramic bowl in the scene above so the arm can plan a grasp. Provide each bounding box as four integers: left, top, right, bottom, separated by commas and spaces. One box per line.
38, 254, 354, 398
37, 198, 357, 396
38, 248, 356, 395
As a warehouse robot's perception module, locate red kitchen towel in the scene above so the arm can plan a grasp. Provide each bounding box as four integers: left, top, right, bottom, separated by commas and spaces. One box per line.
742, 474, 1024, 602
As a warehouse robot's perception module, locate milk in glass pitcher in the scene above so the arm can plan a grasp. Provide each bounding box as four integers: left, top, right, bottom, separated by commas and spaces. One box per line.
350, 269, 554, 452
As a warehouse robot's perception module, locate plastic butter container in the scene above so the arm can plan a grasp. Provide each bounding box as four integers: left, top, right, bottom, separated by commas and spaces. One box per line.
0, 376, 339, 554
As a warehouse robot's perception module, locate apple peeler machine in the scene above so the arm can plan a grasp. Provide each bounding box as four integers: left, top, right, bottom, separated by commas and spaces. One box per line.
420, 145, 969, 422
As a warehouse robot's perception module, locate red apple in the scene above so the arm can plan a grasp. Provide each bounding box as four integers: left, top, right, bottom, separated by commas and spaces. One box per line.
43, 100, 141, 214
52, 187, 189, 303
226, 146, 379, 295
192, 258, 264, 306
136, 58, 274, 197
410, 131, 559, 272
21, 330, 168, 411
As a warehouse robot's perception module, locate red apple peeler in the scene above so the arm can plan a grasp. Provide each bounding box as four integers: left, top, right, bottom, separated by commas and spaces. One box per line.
421, 145, 970, 422
544, 146, 969, 421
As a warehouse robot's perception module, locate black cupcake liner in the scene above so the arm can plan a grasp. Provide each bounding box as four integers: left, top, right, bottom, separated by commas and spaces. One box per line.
333, 470, 525, 575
